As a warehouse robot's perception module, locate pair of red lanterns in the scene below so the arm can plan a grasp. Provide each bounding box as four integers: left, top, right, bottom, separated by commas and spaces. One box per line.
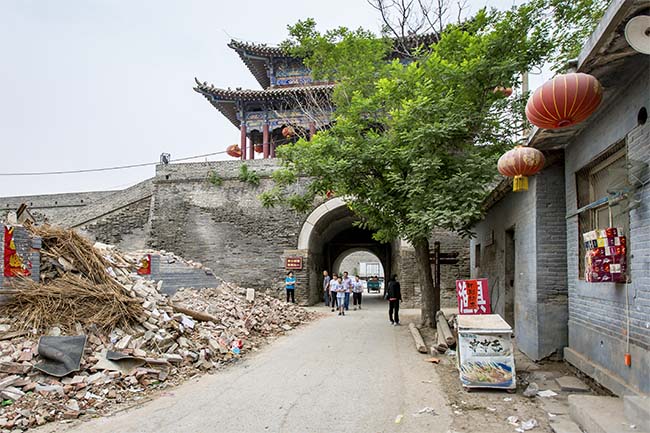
497, 72, 603, 191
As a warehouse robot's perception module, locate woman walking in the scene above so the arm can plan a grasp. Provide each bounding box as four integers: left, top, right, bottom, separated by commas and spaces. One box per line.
329, 273, 339, 312
285, 271, 296, 303
352, 275, 363, 310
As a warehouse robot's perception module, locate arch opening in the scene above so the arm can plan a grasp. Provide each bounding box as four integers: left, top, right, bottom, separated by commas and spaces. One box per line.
299, 199, 393, 305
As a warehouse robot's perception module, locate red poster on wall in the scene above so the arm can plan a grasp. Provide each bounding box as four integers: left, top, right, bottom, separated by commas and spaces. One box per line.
456, 279, 491, 315
3, 226, 31, 277
137, 254, 151, 275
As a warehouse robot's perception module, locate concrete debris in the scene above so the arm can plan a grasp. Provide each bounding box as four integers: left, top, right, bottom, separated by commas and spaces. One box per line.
0, 232, 315, 431
523, 382, 540, 398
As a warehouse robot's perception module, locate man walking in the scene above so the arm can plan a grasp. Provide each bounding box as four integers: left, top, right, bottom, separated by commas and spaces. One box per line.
323, 270, 331, 307
386, 274, 401, 325
342, 271, 352, 311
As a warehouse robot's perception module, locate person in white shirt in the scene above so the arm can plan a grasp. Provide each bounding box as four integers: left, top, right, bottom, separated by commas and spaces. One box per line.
352, 275, 364, 310
335, 276, 346, 316
329, 273, 339, 312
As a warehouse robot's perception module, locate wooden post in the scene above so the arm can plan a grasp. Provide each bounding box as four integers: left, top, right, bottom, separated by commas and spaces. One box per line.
240, 124, 247, 161
249, 138, 255, 160
263, 123, 270, 159
434, 241, 441, 315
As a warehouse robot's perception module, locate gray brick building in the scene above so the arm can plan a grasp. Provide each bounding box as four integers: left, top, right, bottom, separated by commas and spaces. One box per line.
471, 0, 650, 397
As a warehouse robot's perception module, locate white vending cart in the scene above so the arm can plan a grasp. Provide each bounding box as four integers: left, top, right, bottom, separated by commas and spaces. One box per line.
457, 314, 516, 391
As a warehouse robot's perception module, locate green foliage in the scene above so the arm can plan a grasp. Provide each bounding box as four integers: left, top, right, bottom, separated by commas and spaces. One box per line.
277, 3, 563, 244
287, 193, 312, 214
238, 164, 260, 187
258, 187, 282, 208
543, 0, 609, 71
207, 170, 223, 187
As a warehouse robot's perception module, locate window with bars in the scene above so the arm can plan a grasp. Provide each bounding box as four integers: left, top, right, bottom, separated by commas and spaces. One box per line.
576, 142, 630, 279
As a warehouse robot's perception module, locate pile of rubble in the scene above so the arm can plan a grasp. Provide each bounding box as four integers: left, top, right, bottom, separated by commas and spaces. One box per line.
0, 226, 315, 431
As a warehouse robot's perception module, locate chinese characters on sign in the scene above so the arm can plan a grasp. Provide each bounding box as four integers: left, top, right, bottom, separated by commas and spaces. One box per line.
456, 279, 491, 315
285, 257, 303, 270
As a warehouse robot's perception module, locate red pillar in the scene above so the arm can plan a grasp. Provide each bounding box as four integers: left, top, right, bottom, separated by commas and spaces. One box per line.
309, 122, 316, 140
240, 124, 247, 160
249, 138, 255, 160
262, 123, 270, 159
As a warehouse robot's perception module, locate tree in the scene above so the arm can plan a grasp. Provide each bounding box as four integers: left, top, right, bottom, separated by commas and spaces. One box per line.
263, 0, 605, 327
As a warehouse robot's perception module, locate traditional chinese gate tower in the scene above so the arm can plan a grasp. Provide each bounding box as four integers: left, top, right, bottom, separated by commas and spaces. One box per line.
194, 40, 334, 159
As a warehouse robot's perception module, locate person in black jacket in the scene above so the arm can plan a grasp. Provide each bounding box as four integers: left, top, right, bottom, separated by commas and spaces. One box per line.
386, 274, 401, 325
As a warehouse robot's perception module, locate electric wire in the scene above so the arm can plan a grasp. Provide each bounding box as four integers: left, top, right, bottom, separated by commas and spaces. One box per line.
0, 151, 228, 177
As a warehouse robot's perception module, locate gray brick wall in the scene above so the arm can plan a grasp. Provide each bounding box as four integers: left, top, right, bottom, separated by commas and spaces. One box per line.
148, 160, 308, 295
0, 191, 116, 224
78, 197, 152, 251
470, 172, 542, 359
564, 63, 650, 395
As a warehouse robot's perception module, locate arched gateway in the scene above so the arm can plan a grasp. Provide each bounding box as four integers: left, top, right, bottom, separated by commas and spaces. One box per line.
288, 198, 393, 305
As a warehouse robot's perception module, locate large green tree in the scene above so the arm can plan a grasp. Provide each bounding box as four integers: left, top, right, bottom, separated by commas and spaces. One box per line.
262, 0, 607, 326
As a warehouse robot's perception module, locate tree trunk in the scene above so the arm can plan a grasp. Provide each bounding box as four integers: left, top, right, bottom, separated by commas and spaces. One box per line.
414, 238, 437, 328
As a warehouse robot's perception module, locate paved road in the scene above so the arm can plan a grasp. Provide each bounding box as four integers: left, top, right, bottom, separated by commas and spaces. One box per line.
42, 294, 451, 433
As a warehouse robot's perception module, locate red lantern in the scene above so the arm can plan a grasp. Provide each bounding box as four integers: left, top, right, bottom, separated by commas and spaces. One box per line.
497, 146, 545, 192
282, 126, 295, 138
254, 144, 263, 154
226, 144, 241, 158
526, 73, 602, 129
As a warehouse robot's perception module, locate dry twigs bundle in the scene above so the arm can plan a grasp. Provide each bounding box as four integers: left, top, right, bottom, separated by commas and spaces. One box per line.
2, 274, 143, 331
0, 225, 143, 331
27, 225, 125, 285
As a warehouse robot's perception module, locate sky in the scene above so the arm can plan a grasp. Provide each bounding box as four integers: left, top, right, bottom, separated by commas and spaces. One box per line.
0, 0, 539, 197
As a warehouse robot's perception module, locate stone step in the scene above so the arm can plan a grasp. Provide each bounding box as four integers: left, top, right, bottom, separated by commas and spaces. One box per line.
555, 376, 591, 393
624, 395, 650, 432
549, 415, 584, 433
568, 395, 645, 433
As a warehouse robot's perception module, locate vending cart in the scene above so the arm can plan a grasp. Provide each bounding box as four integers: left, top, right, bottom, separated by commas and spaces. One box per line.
457, 314, 516, 391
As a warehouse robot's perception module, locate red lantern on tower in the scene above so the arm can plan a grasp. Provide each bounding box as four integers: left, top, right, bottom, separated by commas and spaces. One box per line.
254, 144, 263, 153
282, 126, 295, 138
226, 144, 241, 158
497, 146, 545, 192
525, 73, 603, 129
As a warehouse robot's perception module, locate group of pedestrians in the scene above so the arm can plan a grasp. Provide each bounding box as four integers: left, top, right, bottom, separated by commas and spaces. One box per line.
322, 270, 402, 325
287, 269, 402, 325
322, 271, 364, 316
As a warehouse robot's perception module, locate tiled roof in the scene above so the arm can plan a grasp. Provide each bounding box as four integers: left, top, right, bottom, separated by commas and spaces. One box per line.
227, 34, 439, 88
193, 78, 334, 127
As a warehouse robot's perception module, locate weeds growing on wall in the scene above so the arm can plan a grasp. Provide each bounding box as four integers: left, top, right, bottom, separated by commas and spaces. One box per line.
207, 170, 223, 187
239, 164, 260, 187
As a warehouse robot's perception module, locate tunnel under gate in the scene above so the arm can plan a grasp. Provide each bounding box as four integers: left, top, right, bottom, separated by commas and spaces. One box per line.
297, 199, 393, 305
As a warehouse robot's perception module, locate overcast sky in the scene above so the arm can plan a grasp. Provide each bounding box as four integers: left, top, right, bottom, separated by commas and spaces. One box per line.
0, 0, 538, 197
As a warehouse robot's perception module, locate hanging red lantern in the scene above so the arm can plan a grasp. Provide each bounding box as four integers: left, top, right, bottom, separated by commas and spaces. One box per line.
526, 73, 602, 129
282, 126, 295, 138
254, 144, 263, 153
226, 144, 241, 158
497, 146, 545, 192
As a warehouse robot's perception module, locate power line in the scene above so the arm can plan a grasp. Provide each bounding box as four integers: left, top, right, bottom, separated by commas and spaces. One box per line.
0, 151, 228, 177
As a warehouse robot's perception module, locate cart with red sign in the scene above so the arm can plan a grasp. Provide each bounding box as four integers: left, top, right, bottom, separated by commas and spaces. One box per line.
457, 314, 516, 392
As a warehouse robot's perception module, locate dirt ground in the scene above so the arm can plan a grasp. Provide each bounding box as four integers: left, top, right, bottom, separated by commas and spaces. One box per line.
418, 326, 590, 433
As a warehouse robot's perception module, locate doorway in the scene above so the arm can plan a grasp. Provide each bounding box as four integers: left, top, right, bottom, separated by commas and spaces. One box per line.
504, 228, 516, 330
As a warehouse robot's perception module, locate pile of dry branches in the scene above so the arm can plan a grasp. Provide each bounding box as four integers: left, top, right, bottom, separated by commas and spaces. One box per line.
0, 225, 143, 331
